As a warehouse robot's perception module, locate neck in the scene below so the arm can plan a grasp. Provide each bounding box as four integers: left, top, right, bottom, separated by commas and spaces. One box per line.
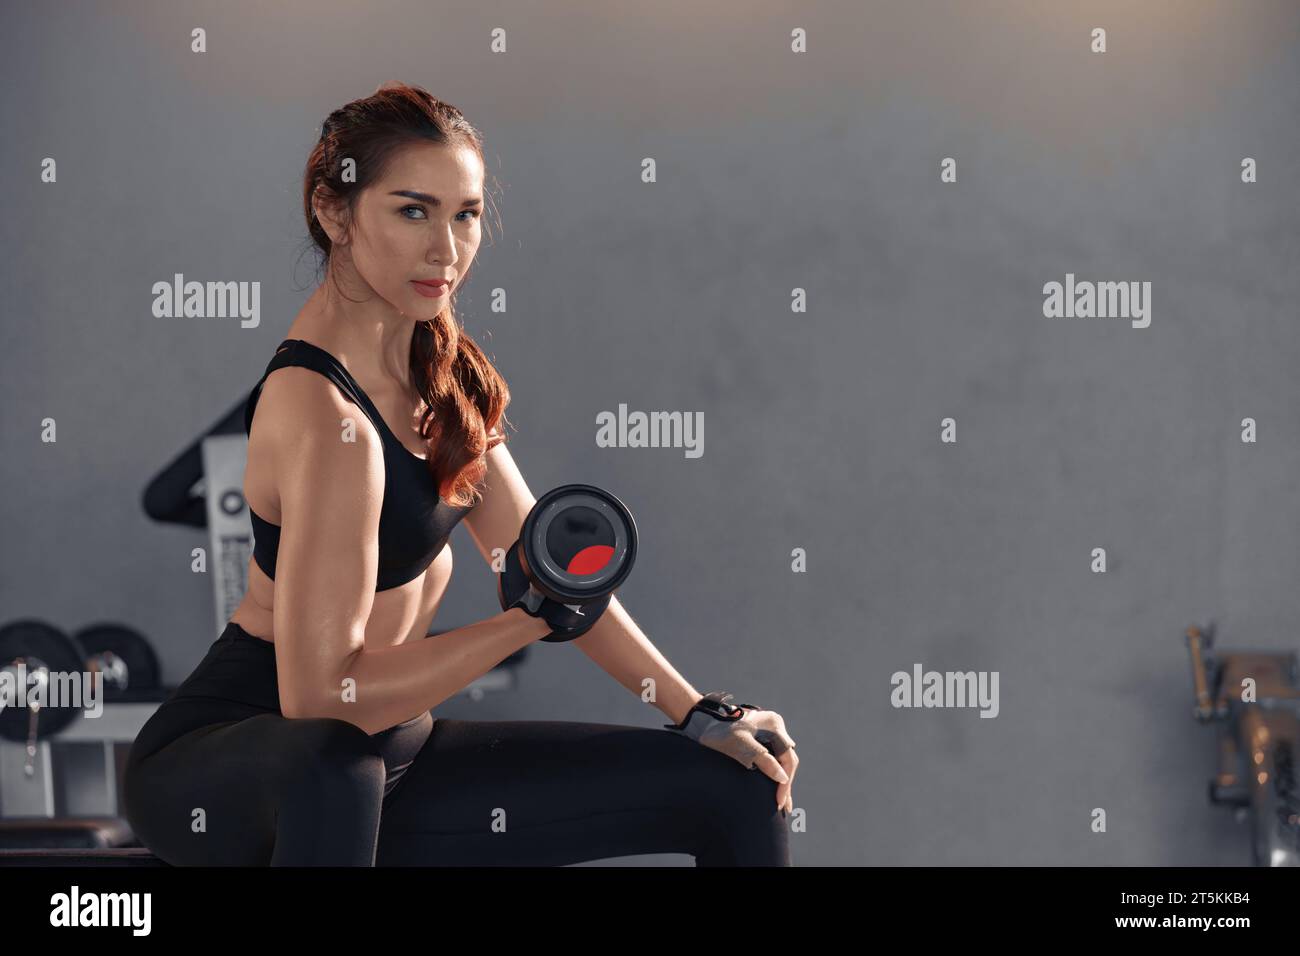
298, 280, 428, 392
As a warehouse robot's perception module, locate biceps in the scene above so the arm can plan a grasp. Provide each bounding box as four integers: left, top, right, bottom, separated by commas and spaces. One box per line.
463, 442, 537, 570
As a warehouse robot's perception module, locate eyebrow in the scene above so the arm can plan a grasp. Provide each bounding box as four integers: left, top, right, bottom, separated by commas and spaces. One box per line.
389, 189, 482, 207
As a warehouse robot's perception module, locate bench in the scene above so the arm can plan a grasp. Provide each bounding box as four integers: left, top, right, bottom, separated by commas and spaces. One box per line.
0, 847, 168, 866
0, 818, 167, 866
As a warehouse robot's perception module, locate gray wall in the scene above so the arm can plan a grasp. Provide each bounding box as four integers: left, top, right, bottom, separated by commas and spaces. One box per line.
2, 0, 1298, 865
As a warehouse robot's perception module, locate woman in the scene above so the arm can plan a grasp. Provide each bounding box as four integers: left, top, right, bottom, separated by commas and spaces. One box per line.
123, 82, 798, 866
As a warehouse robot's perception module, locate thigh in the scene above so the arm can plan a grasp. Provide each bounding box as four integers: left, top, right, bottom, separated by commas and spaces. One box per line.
124, 703, 381, 866
376, 718, 782, 866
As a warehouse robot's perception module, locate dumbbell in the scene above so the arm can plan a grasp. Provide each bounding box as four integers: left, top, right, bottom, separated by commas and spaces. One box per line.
498, 484, 638, 642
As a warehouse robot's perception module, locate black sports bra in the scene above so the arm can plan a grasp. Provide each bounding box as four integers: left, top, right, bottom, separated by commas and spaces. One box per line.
242, 338, 474, 591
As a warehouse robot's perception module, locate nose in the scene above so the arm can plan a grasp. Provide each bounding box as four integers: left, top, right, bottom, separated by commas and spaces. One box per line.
426, 221, 459, 267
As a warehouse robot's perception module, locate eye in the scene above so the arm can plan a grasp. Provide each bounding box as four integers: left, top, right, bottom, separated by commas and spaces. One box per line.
400, 204, 427, 220
456, 209, 481, 222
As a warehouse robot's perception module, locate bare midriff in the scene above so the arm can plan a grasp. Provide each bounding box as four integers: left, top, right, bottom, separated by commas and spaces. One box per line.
228, 541, 455, 650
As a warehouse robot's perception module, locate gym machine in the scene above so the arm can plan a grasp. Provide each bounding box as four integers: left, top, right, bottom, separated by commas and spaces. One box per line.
1184, 623, 1300, 867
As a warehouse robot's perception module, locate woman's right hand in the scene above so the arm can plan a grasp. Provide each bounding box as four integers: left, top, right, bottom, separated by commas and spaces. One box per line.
504, 586, 610, 643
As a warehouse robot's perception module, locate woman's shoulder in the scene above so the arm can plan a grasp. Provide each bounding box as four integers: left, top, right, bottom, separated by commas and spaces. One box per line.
253, 365, 384, 457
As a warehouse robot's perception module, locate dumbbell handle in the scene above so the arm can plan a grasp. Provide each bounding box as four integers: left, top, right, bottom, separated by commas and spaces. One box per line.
511, 583, 583, 618
501, 563, 609, 642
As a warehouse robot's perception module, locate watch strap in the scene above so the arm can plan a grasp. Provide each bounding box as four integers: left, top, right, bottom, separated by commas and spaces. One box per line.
663, 691, 761, 732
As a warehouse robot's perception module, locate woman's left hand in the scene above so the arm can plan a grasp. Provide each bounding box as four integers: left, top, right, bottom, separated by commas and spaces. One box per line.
682, 699, 799, 813
743, 706, 799, 813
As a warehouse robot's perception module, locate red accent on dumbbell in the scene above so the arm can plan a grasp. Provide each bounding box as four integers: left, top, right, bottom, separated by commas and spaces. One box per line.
566, 544, 615, 575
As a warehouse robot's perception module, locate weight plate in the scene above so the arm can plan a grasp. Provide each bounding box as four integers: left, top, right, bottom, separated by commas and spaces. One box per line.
519, 484, 638, 604
73, 623, 161, 699
0, 619, 88, 743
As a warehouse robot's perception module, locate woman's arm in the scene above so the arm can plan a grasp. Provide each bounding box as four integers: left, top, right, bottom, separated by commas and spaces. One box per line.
460, 437, 700, 725
569, 597, 701, 725
259, 370, 549, 735
303, 609, 546, 734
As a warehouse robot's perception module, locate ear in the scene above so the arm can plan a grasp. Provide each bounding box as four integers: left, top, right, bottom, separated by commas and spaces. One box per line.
313, 185, 350, 246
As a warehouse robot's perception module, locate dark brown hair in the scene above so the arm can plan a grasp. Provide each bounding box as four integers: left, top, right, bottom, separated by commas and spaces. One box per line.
302, 82, 509, 508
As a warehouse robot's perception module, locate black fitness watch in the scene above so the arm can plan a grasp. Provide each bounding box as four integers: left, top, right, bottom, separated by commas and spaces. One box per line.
663, 691, 759, 731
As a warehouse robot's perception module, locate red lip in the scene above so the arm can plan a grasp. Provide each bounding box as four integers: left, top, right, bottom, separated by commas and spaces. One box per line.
411, 278, 451, 298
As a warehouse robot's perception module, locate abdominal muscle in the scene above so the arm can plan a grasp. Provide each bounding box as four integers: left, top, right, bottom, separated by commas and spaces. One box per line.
228, 542, 455, 650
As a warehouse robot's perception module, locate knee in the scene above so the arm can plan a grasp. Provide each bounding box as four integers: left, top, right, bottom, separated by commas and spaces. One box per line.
722, 764, 782, 821
681, 757, 790, 866
675, 741, 781, 822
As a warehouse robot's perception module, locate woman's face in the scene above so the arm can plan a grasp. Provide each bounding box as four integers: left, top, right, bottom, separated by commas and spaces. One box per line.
325, 141, 484, 320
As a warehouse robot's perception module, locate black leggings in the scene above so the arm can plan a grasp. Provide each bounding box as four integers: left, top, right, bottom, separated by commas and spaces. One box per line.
123, 623, 792, 866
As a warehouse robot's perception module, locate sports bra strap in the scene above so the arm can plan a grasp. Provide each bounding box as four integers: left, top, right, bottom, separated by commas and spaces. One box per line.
243, 339, 385, 440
